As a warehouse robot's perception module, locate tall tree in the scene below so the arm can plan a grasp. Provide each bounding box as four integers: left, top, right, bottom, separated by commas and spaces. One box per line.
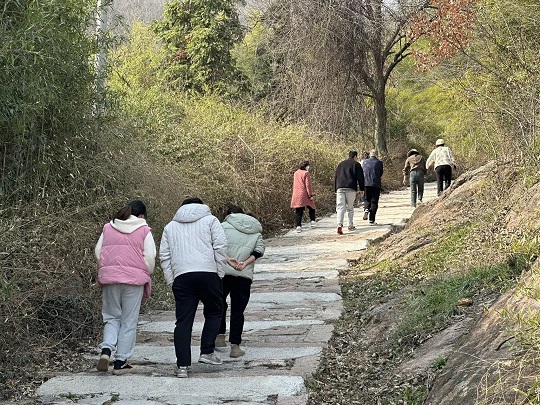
451, 0, 540, 155
266, 0, 477, 155
154, 0, 244, 94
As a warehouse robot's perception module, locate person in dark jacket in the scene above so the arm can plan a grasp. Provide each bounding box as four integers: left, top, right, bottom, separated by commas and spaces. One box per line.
403, 149, 427, 207
362, 149, 384, 225
334, 150, 365, 234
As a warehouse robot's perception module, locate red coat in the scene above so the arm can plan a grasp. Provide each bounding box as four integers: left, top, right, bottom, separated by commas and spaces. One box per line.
290, 169, 316, 209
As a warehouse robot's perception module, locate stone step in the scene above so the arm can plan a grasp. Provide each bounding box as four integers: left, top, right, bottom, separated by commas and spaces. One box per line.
129, 345, 322, 364
37, 375, 306, 405
35, 184, 436, 405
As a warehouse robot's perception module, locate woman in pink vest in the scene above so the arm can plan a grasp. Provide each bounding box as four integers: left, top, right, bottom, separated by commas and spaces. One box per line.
95, 200, 156, 375
290, 160, 316, 232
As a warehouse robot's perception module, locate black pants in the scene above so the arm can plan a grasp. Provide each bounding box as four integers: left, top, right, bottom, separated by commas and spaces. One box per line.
435, 165, 452, 195
364, 186, 381, 223
219, 275, 252, 345
172, 272, 223, 367
295, 206, 315, 227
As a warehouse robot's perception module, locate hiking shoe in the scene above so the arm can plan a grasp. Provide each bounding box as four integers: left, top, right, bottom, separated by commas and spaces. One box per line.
230, 344, 245, 358
112, 360, 133, 376
96, 348, 111, 372
348, 226, 356, 231
215, 334, 227, 348
363, 211, 369, 220
337, 225, 343, 235
199, 352, 222, 365
175, 366, 188, 378
310, 220, 316, 228
296, 226, 302, 233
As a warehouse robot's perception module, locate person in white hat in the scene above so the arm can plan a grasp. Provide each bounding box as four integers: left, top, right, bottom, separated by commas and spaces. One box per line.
426, 139, 456, 196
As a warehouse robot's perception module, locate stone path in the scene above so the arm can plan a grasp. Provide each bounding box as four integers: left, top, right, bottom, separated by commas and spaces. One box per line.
37, 184, 436, 405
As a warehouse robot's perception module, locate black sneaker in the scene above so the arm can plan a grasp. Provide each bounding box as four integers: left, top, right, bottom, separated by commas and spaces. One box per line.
112, 360, 133, 375
96, 348, 111, 372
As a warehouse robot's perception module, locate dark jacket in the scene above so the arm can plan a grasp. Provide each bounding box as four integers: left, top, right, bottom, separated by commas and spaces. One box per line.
363, 157, 384, 188
334, 158, 364, 192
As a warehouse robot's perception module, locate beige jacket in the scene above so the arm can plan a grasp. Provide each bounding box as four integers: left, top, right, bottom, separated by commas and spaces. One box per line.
403, 155, 427, 176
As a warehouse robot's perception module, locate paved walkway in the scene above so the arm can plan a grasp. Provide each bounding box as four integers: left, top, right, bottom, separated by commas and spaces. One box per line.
37, 184, 436, 404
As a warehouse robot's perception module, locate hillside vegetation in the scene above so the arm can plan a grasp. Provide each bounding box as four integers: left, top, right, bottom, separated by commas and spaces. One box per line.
308, 162, 540, 404
1, 0, 540, 402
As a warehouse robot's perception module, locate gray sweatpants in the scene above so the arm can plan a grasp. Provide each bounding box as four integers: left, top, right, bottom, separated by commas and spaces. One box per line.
100, 284, 143, 362
336, 188, 356, 227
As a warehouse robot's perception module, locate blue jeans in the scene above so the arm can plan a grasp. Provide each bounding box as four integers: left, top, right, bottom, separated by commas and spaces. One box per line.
410, 170, 425, 207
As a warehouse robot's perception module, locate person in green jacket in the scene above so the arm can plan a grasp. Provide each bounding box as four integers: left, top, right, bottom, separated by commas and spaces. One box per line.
216, 205, 265, 358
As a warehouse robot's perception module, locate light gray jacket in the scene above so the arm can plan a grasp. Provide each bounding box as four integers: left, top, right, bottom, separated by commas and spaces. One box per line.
160, 204, 228, 286
222, 213, 265, 281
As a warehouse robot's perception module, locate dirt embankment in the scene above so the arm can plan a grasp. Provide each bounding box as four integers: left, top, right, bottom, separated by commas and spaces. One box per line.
309, 160, 540, 404
423, 164, 540, 404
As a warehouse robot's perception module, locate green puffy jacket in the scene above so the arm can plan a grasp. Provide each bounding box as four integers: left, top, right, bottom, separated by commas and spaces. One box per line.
221, 213, 265, 280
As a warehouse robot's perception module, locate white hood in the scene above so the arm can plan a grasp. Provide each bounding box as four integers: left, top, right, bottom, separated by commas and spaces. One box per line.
110, 215, 148, 234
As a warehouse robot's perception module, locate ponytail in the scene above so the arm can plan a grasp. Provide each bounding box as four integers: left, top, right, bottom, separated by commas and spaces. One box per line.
113, 206, 132, 222
113, 199, 147, 222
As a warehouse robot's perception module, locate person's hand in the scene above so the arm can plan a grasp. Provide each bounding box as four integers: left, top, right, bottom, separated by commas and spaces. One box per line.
309, 196, 314, 200
403, 179, 408, 187
358, 190, 364, 196
227, 258, 239, 268
236, 261, 246, 271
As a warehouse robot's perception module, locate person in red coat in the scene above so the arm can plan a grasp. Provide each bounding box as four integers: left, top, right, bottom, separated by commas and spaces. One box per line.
290, 160, 316, 233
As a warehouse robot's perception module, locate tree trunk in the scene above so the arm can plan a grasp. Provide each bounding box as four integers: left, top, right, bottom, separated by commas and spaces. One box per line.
374, 94, 388, 156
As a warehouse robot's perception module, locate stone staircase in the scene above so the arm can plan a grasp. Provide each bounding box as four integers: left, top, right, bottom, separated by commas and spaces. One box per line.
36, 185, 434, 404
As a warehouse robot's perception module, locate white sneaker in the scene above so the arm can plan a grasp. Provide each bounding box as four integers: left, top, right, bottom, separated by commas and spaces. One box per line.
296, 226, 302, 233
199, 352, 222, 365
175, 366, 188, 378
310, 221, 316, 228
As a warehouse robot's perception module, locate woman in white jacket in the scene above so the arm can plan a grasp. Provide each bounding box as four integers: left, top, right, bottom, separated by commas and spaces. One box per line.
160, 197, 236, 378
216, 205, 265, 358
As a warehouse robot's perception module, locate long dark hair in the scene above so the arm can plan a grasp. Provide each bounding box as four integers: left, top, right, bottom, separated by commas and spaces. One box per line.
114, 200, 147, 222
299, 160, 310, 170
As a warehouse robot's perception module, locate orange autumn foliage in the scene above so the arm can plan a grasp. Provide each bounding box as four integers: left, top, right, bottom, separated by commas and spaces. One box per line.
409, 0, 478, 70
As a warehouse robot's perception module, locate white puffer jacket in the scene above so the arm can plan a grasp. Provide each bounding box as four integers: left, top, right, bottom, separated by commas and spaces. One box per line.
160, 204, 228, 286
222, 213, 265, 280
